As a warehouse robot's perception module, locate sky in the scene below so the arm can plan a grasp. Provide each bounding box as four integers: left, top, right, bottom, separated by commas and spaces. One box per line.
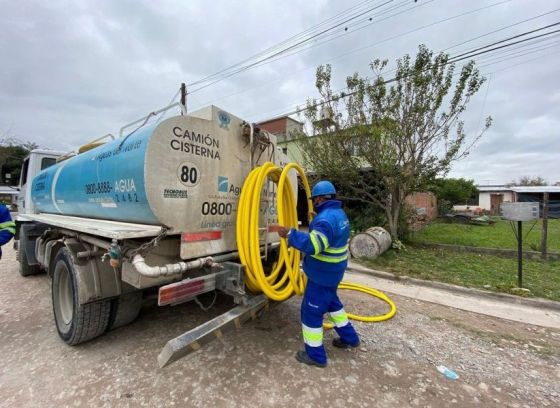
1, 0, 559, 186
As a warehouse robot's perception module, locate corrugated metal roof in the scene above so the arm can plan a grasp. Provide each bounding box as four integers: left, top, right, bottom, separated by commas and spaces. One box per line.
476, 185, 560, 193
477, 185, 511, 192
510, 186, 560, 193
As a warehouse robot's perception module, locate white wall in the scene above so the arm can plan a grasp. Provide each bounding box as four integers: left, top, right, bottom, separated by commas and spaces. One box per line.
478, 192, 513, 210
479, 193, 491, 210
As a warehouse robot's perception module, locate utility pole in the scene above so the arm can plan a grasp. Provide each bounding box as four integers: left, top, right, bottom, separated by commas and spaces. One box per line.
541, 192, 549, 259
180, 83, 187, 115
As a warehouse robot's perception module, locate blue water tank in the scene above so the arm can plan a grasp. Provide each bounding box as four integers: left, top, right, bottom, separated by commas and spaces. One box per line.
32, 124, 158, 224
31, 106, 292, 249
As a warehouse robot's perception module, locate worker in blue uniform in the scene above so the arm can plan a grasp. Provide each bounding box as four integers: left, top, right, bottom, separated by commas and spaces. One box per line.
0, 204, 16, 259
275, 180, 360, 367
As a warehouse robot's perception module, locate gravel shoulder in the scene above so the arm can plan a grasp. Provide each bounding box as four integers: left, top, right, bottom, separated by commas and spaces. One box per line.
1, 244, 559, 407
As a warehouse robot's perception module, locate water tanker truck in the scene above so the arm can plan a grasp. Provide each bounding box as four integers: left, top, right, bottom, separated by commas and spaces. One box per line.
14, 98, 297, 367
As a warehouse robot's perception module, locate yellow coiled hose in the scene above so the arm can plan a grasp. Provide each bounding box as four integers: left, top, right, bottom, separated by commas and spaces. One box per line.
236, 162, 396, 325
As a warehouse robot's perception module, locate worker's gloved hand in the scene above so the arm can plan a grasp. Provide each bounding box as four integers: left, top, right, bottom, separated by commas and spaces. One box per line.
268, 224, 290, 238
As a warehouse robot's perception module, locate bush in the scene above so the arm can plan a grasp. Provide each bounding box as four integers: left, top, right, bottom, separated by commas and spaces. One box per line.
438, 199, 453, 215
345, 204, 386, 234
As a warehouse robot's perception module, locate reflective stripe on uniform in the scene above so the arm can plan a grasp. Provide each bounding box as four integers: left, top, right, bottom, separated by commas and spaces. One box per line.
0, 221, 15, 235
328, 308, 350, 328
310, 252, 348, 263
311, 230, 329, 250
302, 323, 323, 347
324, 244, 348, 254
309, 233, 320, 255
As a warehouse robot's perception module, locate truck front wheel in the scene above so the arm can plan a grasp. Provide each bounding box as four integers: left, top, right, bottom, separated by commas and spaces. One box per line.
52, 248, 110, 345
18, 237, 41, 277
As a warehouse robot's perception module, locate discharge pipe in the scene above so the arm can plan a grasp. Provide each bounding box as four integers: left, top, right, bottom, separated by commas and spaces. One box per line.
132, 254, 217, 277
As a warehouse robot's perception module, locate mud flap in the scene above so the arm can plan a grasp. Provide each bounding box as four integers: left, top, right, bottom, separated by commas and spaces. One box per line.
158, 294, 269, 368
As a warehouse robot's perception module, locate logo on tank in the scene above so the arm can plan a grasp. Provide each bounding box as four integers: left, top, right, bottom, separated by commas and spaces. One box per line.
217, 111, 231, 129
217, 176, 240, 196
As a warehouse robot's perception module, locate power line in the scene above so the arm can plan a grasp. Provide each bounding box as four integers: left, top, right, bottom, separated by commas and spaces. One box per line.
448, 27, 560, 63
475, 38, 560, 67
484, 47, 560, 75
188, 0, 512, 95
187, 0, 396, 90
250, 23, 560, 121
443, 7, 560, 52
191, 0, 527, 111
449, 22, 560, 61
186, 0, 382, 87
201, 0, 432, 80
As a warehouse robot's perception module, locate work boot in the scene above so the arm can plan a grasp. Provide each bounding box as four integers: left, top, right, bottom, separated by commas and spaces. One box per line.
332, 337, 360, 349
295, 350, 327, 368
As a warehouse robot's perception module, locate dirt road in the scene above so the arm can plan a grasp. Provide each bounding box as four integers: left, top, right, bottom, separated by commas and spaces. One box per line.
1, 244, 559, 407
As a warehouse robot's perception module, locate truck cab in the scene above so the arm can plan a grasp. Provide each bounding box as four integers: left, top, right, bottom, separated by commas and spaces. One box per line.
16, 149, 65, 216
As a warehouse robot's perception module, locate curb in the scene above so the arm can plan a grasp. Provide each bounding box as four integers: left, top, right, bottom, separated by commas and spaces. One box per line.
347, 262, 560, 313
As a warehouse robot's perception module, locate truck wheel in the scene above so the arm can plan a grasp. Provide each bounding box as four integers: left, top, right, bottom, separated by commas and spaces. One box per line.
18, 238, 41, 277
52, 248, 110, 345
107, 291, 143, 331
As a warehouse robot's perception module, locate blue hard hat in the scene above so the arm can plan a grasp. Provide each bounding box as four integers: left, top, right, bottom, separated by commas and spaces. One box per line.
311, 180, 336, 198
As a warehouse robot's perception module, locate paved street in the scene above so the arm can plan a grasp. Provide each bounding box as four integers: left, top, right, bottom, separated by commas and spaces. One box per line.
1, 244, 559, 407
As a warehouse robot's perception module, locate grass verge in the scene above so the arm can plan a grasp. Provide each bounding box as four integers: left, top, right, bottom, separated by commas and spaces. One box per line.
356, 246, 560, 301
409, 219, 560, 253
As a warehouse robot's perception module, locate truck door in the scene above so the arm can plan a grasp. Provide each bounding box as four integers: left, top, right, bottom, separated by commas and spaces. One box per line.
17, 157, 29, 214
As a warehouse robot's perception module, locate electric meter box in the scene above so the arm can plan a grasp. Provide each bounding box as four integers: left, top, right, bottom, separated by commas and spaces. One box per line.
500, 202, 540, 221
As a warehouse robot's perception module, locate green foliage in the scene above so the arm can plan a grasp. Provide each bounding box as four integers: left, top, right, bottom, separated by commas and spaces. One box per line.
391, 239, 406, 251
299, 45, 491, 239
437, 199, 453, 215
345, 203, 386, 234
0, 145, 29, 185
429, 177, 478, 205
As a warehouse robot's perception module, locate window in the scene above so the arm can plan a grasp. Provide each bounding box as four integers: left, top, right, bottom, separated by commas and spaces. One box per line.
19, 158, 29, 186
41, 157, 57, 170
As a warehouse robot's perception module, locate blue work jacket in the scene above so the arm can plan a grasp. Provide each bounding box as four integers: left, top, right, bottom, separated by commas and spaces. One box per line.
287, 200, 350, 287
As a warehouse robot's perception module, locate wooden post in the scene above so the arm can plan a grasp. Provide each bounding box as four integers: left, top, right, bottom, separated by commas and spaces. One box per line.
541, 192, 549, 259
517, 221, 523, 288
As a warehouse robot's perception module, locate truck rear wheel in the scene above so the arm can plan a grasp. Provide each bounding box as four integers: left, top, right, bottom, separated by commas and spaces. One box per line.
18, 238, 41, 277
52, 248, 110, 345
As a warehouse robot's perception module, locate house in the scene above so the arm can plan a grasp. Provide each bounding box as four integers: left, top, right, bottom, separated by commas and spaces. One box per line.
511, 186, 560, 219
258, 118, 438, 220
257, 116, 304, 146
477, 185, 560, 218
477, 185, 514, 214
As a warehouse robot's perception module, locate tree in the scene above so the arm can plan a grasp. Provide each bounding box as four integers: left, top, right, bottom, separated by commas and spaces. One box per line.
429, 178, 478, 205
0, 145, 29, 185
0, 129, 39, 185
298, 45, 491, 239
508, 176, 548, 186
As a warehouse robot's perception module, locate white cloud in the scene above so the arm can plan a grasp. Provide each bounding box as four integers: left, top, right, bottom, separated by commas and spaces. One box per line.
0, 0, 559, 185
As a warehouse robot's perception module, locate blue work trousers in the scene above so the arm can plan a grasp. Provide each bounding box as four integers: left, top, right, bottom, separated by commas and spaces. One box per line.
301, 280, 360, 364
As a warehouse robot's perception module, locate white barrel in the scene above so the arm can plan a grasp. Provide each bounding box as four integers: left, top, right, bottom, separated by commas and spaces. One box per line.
349, 226, 391, 259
